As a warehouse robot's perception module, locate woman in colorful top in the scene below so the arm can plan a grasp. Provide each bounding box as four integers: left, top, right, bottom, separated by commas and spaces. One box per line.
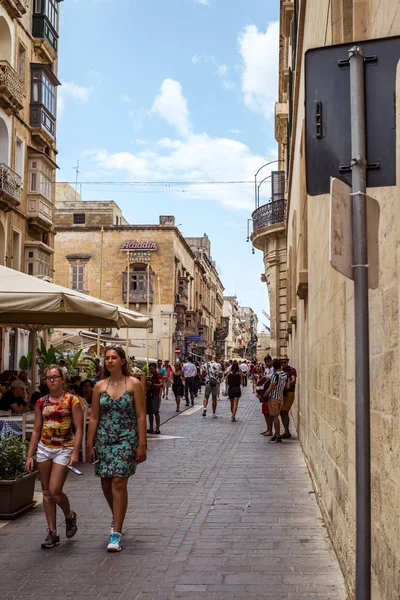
26, 365, 83, 550
87, 345, 147, 552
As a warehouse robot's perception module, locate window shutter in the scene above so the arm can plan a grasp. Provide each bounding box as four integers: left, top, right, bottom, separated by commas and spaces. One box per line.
271, 171, 285, 202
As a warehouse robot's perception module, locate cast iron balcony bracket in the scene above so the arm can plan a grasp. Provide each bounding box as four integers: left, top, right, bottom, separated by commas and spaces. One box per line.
252, 198, 286, 233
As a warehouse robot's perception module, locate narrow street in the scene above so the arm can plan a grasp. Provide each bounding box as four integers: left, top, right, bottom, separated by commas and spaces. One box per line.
1, 388, 346, 600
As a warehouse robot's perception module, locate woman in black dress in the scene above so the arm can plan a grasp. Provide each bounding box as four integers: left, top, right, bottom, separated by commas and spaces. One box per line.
172, 363, 185, 412
226, 361, 242, 422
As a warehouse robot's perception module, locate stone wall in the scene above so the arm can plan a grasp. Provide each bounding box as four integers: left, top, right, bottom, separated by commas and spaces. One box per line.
281, 1, 400, 598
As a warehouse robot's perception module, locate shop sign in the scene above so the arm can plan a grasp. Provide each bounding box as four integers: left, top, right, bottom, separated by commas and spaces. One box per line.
121, 241, 158, 251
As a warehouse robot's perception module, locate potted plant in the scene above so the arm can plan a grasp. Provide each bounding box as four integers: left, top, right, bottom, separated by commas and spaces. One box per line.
0, 435, 37, 519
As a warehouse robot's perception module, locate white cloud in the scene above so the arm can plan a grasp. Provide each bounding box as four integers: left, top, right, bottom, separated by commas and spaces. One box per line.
193, 0, 211, 6
120, 94, 131, 103
58, 81, 92, 116
229, 129, 242, 135
150, 78, 190, 138
84, 80, 276, 211
216, 64, 228, 77
192, 54, 233, 90
238, 21, 279, 119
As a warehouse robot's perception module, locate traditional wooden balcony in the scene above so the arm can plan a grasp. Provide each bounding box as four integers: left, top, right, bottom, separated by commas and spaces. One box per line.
27, 193, 53, 231
0, 61, 23, 115
0, 163, 21, 209
0, 0, 28, 19
251, 199, 286, 251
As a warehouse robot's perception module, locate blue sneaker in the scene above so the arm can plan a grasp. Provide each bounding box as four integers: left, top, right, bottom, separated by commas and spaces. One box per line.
107, 532, 122, 552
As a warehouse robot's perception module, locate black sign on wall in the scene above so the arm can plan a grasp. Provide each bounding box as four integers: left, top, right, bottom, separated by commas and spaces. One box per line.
305, 36, 400, 196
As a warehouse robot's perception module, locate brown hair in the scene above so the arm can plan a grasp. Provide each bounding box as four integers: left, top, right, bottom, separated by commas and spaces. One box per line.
44, 364, 65, 380
102, 345, 131, 378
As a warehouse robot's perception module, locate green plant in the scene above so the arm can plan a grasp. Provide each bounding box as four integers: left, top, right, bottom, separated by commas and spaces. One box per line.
0, 436, 31, 480
19, 352, 32, 370
37, 339, 59, 375
57, 348, 84, 377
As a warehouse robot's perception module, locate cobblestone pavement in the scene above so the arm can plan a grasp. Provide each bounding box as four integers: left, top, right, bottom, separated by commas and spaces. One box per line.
0, 386, 346, 600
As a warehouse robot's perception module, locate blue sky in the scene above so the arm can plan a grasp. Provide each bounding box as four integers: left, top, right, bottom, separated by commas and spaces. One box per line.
57, 0, 280, 330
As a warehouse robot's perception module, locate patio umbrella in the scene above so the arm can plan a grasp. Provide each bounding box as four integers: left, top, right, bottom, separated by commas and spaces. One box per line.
0, 265, 149, 330
0, 265, 150, 389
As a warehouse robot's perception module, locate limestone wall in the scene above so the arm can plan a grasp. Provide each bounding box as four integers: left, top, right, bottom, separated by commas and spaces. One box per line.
283, 1, 400, 598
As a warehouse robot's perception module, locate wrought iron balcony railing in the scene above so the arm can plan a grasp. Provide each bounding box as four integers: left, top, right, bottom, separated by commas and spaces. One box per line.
252, 198, 285, 233
0, 163, 22, 206
0, 61, 23, 113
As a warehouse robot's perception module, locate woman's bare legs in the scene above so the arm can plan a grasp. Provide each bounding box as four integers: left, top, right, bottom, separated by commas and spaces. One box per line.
111, 477, 129, 533
231, 398, 239, 421
38, 460, 57, 532
101, 477, 114, 513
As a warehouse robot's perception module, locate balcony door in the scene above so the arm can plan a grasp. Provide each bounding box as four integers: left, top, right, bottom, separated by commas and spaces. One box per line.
0, 117, 9, 165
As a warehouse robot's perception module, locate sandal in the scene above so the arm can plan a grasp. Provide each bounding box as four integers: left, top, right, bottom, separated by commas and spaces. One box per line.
263, 431, 273, 437
147, 429, 153, 434
153, 429, 161, 435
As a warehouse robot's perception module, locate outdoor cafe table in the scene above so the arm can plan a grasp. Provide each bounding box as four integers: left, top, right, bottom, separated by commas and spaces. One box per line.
0, 414, 24, 437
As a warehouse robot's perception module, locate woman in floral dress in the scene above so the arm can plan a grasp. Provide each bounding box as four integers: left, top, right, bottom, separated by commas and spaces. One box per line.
87, 346, 147, 552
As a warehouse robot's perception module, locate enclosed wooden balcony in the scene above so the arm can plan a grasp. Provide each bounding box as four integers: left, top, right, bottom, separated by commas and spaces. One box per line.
0, 163, 21, 209
27, 193, 53, 231
0, 61, 23, 115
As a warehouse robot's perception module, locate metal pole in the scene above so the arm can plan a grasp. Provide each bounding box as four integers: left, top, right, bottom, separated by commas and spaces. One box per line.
126, 251, 130, 356
96, 226, 104, 357
349, 45, 371, 600
146, 264, 150, 366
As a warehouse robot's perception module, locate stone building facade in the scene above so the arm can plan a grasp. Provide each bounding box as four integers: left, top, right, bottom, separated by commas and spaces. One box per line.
54, 186, 226, 362
252, 1, 400, 598
0, 0, 62, 370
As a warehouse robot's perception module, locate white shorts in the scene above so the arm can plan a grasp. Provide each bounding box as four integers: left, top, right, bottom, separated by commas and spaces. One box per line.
36, 441, 73, 466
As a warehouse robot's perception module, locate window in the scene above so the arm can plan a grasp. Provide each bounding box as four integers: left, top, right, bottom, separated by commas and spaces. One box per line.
122, 265, 154, 303
29, 158, 53, 202
12, 230, 21, 271
30, 65, 59, 136
15, 136, 25, 180
73, 213, 85, 224
72, 265, 85, 291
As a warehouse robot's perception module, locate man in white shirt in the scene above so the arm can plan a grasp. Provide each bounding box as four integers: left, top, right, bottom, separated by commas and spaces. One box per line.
182, 357, 197, 406
239, 360, 249, 386
264, 355, 274, 378
202, 355, 221, 418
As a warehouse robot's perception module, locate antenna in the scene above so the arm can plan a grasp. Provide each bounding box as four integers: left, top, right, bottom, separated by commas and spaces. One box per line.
73, 160, 80, 200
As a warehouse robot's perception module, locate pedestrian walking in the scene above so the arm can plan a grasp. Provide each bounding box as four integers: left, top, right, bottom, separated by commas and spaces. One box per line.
262, 358, 290, 443
172, 362, 185, 412
202, 355, 221, 418
182, 357, 197, 406
239, 360, 249, 386
87, 345, 146, 552
146, 362, 163, 434
193, 361, 201, 397
162, 359, 174, 399
226, 361, 242, 421
26, 364, 83, 549
280, 354, 297, 439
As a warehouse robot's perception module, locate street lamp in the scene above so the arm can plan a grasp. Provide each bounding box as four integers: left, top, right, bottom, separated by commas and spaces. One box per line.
254, 160, 280, 209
